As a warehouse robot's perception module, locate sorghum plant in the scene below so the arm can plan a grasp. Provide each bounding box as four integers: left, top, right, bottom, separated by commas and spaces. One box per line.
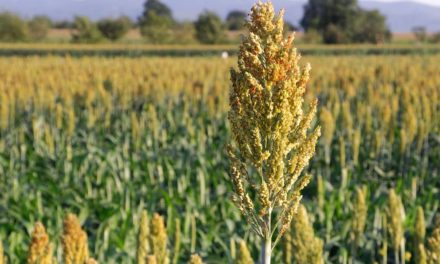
62, 214, 91, 264
386, 189, 405, 264
414, 206, 426, 264
137, 211, 150, 264
289, 205, 324, 264
351, 187, 367, 261
188, 254, 203, 264
228, 2, 320, 263
236, 240, 254, 264
428, 217, 440, 263
0, 240, 5, 264
136, 211, 170, 264
149, 213, 169, 264
27, 222, 53, 264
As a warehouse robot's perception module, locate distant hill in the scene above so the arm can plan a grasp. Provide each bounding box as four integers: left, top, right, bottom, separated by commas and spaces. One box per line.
1, 0, 440, 32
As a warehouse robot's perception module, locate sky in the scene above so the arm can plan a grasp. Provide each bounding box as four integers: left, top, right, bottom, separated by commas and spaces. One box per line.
377, 0, 440, 5
1, 0, 440, 20
2, 1, 440, 17
1, 0, 440, 32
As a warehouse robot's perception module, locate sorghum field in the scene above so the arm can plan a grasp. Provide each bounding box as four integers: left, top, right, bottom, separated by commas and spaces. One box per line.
0, 52, 439, 263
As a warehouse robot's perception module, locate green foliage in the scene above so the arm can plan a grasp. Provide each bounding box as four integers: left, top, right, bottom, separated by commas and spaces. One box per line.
302, 29, 323, 44
301, 0, 390, 44
97, 16, 132, 41
413, 26, 428, 43
301, 0, 358, 34
194, 11, 226, 44
173, 22, 197, 44
0, 54, 438, 263
140, 0, 173, 22
283, 21, 298, 32
139, 0, 174, 44
352, 10, 391, 43
53, 20, 74, 29
0, 12, 29, 42
140, 12, 173, 44
71, 16, 103, 43
226, 10, 247, 31
430, 32, 440, 43
323, 24, 349, 44
28, 16, 52, 41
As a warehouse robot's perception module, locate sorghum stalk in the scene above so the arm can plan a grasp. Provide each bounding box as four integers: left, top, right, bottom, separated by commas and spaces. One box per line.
228, 2, 320, 263
382, 212, 388, 264
283, 232, 292, 264
319, 107, 334, 165
386, 189, 405, 264
172, 218, 181, 264
414, 206, 426, 264
230, 238, 237, 260
191, 215, 196, 254
351, 187, 367, 262
417, 244, 427, 264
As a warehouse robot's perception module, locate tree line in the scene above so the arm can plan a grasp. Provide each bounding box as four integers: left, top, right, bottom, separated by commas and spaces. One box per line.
0, 0, 439, 44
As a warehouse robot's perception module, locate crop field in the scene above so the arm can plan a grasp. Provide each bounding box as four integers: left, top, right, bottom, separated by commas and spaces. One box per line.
0, 52, 439, 263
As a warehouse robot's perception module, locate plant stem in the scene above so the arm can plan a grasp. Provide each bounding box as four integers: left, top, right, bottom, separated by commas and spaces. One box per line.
351, 241, 357, 264
261, 208, 272, 264
261, 237, 271, 264
401, 240, 405, 264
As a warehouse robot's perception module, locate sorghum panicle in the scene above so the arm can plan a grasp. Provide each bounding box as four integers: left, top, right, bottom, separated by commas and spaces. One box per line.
137, 210, 150, 264
228, 0, 320, 245
352, 187, 367, 246
386, 189, 405, 254
150, 213, 169, 264
0, 239, 5, 264
414, 206, 426, 264
27, 222, 53, 264
236, 240, 254, 264
290, 205, 324, 264
62, 214, 90, 264
188, 254, 203, 264
428, 217, 440, 263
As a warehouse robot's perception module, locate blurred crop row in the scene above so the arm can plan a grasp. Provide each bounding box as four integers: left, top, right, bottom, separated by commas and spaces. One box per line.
0, 54, 438, 263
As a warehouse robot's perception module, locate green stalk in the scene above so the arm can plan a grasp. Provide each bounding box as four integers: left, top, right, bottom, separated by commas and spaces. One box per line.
261, 208, 272, 264
261, 238, 271, 264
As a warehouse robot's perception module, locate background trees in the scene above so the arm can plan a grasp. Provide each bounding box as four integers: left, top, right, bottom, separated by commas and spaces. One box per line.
0, 0, 437, 44
301, 0, 390, 44
0, 12, 29, 42
353, 10, 391, 43
194, 11, 226, 44
226, 10, 246, 31
28, 16, 52, 41
71, 16, 103, 43
139, 0, 174, 43
97, 16, 132, 41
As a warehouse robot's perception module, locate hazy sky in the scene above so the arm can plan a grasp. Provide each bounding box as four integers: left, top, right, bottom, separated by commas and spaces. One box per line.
377, 0, 440, 5
1, 0, 440, 31
1, 0, 440, 21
